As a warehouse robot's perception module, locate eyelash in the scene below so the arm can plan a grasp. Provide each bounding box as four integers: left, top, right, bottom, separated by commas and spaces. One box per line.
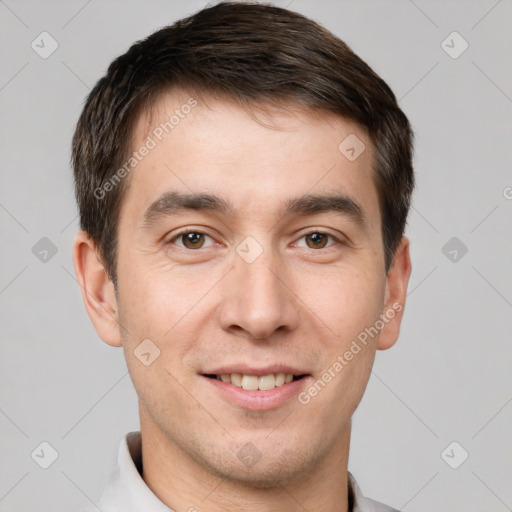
167, 229, 342, 250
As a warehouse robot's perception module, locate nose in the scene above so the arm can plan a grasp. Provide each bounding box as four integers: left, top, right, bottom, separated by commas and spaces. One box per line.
217, 247, 300, 341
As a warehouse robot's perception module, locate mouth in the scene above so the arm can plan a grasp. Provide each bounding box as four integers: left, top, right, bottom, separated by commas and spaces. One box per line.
203, 372, 308, 391
201, 368, 311, 411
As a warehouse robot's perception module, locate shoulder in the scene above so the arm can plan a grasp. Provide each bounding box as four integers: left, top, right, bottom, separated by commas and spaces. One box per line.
349, 472, 401, 512
363, 497, 401, 511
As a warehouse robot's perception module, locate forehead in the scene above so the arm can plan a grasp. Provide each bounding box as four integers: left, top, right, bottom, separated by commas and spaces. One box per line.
123, 90, 379, 226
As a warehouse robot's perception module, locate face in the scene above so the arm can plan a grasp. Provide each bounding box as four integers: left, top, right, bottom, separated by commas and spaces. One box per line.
76, 91, 410, 488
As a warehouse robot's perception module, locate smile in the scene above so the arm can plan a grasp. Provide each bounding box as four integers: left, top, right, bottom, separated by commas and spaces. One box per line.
201, 370, 310, 411
204, 372, 306, 390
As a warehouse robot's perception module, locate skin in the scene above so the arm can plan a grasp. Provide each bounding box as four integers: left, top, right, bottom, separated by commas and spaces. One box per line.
73, 91, 411, 512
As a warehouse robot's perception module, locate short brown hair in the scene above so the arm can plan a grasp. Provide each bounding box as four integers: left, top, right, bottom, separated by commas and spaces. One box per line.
72, 1, 414, 285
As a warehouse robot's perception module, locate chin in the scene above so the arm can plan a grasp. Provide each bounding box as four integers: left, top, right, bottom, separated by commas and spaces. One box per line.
216, 460, 310, 489
200, 442, 325, 490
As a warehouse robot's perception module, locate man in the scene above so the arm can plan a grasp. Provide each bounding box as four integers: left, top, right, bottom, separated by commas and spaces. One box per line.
72, 2, 413, 511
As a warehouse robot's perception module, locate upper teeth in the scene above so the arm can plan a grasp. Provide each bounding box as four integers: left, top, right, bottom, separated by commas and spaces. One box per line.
217, 373, 294, 390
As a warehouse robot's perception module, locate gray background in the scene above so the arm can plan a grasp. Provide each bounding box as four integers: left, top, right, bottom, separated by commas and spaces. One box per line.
1, 0, 511, 511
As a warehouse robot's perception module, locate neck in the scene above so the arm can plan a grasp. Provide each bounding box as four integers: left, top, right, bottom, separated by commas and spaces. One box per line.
139, 409, 351, 512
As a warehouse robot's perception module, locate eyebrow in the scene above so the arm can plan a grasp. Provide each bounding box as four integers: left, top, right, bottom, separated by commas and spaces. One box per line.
142, 191, 233, 227
284, 192, 366, 227
141, 190, 366, 229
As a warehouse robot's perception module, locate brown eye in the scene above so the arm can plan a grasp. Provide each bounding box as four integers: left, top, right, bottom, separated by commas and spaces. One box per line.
305, 232, 329, 249
181, 232, 205, 249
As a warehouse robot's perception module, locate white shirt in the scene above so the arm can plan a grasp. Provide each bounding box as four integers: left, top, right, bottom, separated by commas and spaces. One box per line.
82, 432, 399, 512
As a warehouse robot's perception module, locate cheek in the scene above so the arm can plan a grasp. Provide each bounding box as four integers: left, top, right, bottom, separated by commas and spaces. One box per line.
117, 254, 215, 336
315, 270, 384, 406
298, 266, 385, 342
115, 260, 221, 387
115, 266, 205, 418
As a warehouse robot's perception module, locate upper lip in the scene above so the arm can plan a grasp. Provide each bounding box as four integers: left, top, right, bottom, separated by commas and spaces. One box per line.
202, 364, 309, 376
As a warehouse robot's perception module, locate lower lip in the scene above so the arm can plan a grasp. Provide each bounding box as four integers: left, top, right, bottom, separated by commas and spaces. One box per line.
201, 375, 310, 411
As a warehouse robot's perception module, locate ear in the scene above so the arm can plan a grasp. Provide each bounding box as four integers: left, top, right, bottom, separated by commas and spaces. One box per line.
72, 230, 122, 347
377, 237, 412, 350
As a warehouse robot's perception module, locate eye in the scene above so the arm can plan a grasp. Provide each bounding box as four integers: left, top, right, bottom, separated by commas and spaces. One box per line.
170, 231, 215, 250
296, 231, 338, 249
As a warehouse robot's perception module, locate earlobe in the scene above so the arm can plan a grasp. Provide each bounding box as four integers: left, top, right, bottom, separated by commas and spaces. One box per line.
377, 237, 412, 351
72, 231, 123, 347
